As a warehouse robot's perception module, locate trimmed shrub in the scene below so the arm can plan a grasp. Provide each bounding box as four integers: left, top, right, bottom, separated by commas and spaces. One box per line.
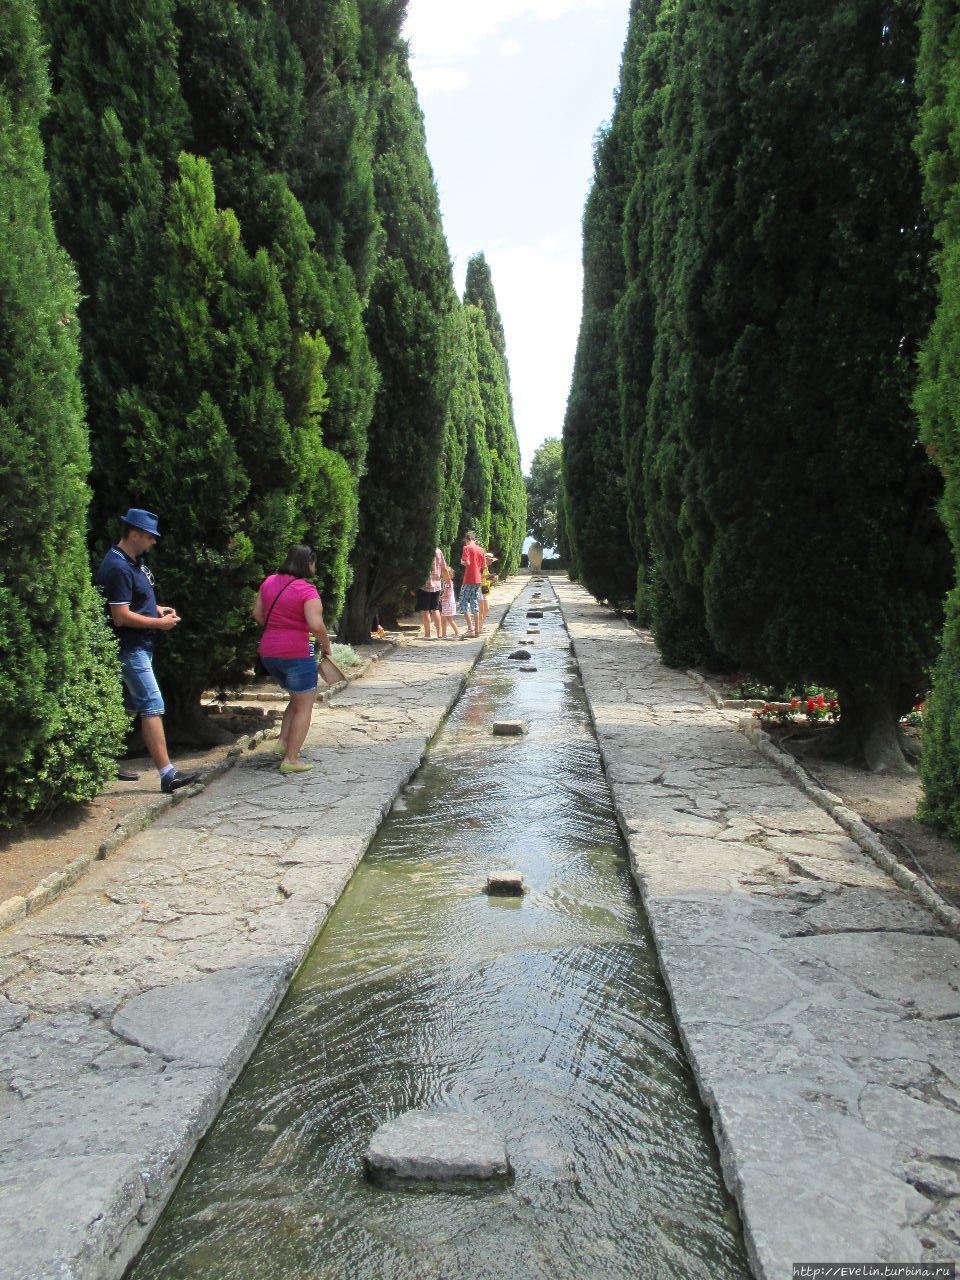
0, 0, 126, 825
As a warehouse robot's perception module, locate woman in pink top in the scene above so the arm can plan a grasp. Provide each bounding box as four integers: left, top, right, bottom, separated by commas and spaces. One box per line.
252, 544, 332, 774
416, 547, 448, 639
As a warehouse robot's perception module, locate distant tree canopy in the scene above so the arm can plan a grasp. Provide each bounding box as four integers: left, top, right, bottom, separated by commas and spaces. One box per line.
526, 438, 562, 550
0, 0, 127, 826
566, 0, 951, 773
916, 0, 960, 834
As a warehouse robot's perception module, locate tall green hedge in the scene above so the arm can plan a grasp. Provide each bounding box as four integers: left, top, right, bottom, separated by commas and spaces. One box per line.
115, 152, 328, 723
562, 78, 638, 604
174, 0, 364, 620
39, 0, 187, 545
337, 54, 461, 640
684, 0, 948, 770
916, 0, 960, 832
457, 305, 494, 547
614, 0, 672, 626
40, 0, 345, 728
0, 0, 126, 826
437, 304, 471, 555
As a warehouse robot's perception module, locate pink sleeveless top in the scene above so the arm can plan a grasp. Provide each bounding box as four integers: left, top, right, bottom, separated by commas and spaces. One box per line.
258, 574, 320, 659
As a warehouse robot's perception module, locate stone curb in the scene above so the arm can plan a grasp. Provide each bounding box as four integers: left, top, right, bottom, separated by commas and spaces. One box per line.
738, 713, 960, 937
687, 665, 960, 937
0, 654, 386, 935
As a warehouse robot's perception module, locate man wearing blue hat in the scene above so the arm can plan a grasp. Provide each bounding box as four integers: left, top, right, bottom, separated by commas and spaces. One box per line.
95, 509, 201, 793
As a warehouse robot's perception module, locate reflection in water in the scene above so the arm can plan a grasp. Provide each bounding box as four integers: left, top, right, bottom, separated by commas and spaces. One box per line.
130, 582, 749, 1280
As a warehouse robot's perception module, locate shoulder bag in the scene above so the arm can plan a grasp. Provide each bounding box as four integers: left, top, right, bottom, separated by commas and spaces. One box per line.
254, 576, 298, 677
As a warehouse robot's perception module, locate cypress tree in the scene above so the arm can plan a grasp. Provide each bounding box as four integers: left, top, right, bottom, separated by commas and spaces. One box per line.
557, 483, 573, 569
614, 0, 672, 626
915, 0, 960, 830
116, 152, 328, 725
41, 0, 337, 728
470, 301, 526, 572
463, 255, 526, 573
38, 0, 188, 543
689, 0, 948, 771
436, 304, 471, 555
457, 305, 494, 547
464, 253, 508, 363
173, 0, 355, 616
336, 55, 461, 641
0, 0, 127, 825
634, 0, 726, 667
563, 24, 640, 607
283, 0, 388, 477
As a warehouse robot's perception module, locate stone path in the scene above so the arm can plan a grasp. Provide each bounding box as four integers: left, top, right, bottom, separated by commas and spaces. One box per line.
0, 580, 525, 1280
554, 578, 960, 1279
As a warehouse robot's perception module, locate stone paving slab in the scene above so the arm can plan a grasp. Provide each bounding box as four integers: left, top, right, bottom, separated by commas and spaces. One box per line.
0, 580, 526, 1280
554, 579, 960, 1280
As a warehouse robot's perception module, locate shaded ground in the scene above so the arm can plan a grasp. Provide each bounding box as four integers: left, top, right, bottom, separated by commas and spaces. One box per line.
695, 668, 959, 906
763, 722, 960, 906
0, 641, 392, 906
0, 702, 280, 904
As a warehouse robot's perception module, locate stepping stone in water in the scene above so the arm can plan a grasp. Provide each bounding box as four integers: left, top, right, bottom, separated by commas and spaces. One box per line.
508, 649, 531, 660
485, 871, 525, 896
492, 720, 527, 736
519, 664, 538, 672
526, 609, 543, 618
365, 1109, 511, 1186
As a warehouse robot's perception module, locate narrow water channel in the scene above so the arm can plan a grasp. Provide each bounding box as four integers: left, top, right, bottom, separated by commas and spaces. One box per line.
129, 580, 749, 1280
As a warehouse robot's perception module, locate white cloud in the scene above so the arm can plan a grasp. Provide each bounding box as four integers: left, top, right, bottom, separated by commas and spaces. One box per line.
500, 38, 522, 57
404, 0, 611, 69
415, 67, 470, 96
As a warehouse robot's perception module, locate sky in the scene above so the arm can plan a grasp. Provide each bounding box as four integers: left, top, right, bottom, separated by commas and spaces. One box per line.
402, 0, 631, 474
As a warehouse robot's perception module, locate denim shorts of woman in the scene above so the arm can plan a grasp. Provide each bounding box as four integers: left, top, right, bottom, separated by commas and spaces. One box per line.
259, 655, 317, 694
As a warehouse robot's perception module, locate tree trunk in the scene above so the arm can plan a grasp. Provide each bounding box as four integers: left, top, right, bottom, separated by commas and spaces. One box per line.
162, 685, 234, 746
337, 563, 374, 646
832, 685, 915, 775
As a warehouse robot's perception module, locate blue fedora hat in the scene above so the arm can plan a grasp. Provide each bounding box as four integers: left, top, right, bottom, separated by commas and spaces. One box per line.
120, 508, 161, 537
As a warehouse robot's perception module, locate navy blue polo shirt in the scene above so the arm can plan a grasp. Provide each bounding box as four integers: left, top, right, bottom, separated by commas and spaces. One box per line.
95, 545, 159, 653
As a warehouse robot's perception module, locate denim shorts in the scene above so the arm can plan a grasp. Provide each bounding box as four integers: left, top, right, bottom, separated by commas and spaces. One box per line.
459, 582, 481, 613
120, 647, 165, 717
260, 655, 318, 693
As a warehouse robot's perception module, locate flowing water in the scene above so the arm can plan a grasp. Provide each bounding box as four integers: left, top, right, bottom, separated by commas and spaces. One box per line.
129, 581, 749, 1280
